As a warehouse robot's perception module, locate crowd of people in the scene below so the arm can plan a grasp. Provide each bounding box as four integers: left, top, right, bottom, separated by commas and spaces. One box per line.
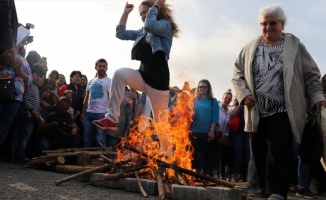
1, 0, 326, 200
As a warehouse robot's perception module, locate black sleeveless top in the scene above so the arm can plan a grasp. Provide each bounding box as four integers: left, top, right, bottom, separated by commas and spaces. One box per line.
136, 35, 169, 90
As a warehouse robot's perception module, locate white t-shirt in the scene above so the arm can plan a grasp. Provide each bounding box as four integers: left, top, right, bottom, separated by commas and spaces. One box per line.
218, 105, 231, 136
86, 77, 111, 113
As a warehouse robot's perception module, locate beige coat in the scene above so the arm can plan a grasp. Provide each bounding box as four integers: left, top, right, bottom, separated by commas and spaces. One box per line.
232, 33, 324, 143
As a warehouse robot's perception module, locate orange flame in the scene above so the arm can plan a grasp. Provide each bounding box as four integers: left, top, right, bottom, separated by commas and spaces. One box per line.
117, 88, 195, 183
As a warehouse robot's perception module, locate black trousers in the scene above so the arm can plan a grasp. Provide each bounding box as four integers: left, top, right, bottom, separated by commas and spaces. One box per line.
251, 112, 293, 199
190, 133, 215, 174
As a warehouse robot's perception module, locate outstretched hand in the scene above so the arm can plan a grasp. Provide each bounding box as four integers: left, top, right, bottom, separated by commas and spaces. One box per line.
124, 2, 134, 14
154, 0, 166, 9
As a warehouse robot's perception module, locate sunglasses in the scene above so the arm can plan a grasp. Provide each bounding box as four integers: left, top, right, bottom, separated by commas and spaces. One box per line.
198, 86, 208, 89
260, 20, 280, 27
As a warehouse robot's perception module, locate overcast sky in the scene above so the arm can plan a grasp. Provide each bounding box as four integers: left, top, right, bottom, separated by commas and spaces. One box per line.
15, 0, 326, 99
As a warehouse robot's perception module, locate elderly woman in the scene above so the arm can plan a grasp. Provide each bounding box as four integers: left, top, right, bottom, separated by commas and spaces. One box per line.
232, 3, 325, 200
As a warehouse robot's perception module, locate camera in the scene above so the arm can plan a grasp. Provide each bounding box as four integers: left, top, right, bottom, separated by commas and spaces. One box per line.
25, 23, 35, 30
24, 23, 35, 44
26, 36, 34, 44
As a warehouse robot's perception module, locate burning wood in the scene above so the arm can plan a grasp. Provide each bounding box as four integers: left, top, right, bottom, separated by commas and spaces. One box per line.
121, 146, 235, 188
176, 171, 188, 186
157, 160, 235, 188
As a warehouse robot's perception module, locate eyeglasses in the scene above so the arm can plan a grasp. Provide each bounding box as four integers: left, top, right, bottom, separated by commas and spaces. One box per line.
198, 86, 208, 89
260, 20, 280, 27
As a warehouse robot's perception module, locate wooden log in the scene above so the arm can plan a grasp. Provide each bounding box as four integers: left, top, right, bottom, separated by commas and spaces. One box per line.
88, 158, 105, 166
101, 170, 149, 181
42, 146, 113, 153
100, 154, 114, 164
157, 160, 235, 188
76, 152, 90, 166
176, 171, 189, 186
55, 164, 111, 186
29, 156, 53, 165
45, 160, 55, 167
57, 156, 65, 164
163, 182, 172, 199
156, 171, 165, 200
55, 165, 97, 174
45, 150, 117, 158
125, 146, 235, 188
135, 171, 147, 198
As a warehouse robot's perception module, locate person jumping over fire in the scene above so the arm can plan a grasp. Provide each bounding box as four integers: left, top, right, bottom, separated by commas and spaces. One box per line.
92, 0, 179, 156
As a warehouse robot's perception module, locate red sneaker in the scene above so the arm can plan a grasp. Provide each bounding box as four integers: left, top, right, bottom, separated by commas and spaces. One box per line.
92, 118, 117, 131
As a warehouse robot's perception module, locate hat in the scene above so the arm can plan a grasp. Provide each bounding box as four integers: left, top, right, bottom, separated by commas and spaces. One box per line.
16, 26, 30, 45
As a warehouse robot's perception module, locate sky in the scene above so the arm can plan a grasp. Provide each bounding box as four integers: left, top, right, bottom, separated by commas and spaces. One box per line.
15, 0, 326, 99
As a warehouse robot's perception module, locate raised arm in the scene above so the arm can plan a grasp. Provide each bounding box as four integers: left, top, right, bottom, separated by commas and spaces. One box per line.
118, 2, 134, 26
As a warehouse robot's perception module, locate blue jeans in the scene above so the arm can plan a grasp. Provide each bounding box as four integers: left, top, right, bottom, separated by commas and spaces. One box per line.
233, 132, 250, 178
11, 111, 35, 161
0, 101, 21, 147
298, 159, 311, 188
83, 112, 107, 147
293, 141, 311, 188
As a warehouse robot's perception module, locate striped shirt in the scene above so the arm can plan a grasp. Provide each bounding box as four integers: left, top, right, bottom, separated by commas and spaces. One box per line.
23, 83, 40, 112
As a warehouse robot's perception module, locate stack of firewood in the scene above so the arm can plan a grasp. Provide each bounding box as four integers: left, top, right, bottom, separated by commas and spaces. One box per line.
28, 146, 241, 200
28, 147, 117, 173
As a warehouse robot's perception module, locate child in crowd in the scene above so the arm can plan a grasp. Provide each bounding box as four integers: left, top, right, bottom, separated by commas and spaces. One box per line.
62, 90, 75, 119
42, 85, 59, 106
11, 64, 45, 163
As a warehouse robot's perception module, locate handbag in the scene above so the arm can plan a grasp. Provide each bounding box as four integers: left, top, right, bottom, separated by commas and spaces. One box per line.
227, 114, 240, 133
0, 79, 15, 103
299, 112, 323, 165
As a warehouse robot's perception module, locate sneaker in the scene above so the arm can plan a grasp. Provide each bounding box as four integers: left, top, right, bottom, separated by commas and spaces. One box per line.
296, 188, 316, 199
252, 190, 269, 198
289, 185, 298, 193
268, 194, 284, 200
92, 118, 117, 131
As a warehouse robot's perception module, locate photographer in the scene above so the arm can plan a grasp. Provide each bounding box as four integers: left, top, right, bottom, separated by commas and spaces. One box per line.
37, 97, 80, 150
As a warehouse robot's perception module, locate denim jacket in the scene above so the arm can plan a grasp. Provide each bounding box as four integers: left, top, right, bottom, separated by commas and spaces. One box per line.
116, 6, 173, 61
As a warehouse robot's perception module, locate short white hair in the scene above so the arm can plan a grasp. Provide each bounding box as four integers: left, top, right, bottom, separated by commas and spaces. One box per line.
258, 3, 287, 25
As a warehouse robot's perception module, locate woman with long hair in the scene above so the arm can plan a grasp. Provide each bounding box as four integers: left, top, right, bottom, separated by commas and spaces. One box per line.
190, 79, 219, 175
93, 0, 179, 156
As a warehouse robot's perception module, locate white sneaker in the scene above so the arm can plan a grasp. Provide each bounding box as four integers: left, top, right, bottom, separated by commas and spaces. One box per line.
267, 194, 284, 200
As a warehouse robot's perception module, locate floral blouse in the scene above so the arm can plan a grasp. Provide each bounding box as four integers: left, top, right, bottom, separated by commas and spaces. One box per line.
0, 54, 32, 102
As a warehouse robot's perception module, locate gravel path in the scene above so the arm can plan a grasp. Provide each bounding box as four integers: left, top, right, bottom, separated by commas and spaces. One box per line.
1, 161, 323, 200
0, 161, 157, 200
